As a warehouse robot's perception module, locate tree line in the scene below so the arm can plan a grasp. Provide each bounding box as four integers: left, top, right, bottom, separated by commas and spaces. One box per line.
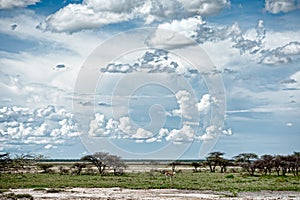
191, 151, 299, 176
1, 151, 299, 176
0, 152, 127, 176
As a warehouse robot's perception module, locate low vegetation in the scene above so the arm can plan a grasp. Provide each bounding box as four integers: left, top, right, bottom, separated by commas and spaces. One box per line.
0, 171, 299, 192
0, 151, 299, 192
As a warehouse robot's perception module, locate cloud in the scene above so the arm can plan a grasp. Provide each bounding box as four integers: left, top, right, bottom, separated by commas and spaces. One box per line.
265, 0, 300, 14
87, 110, 230, 144
43, 3, 132, 33
165, 125, 195, 143
172, 90, 198, 119
178, 0, 230, 16
222, 128, 232, 135
0, 105, 82, 152
132, 128, 154, 139
260, 41, 300, 65
118, 117, 132, 135
282, 71, 300, 89
157, 16, 204, 38
88, 113, 120, 137
41, 0, 230, 33
100, 49, 195, 76
88, 113, 109, 137
0, 0, 39, 9
198, 125, 220, 141
196, 94, 216, 114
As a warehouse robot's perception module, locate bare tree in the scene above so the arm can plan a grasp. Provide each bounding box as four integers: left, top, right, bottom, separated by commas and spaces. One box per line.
106, 155, 127, 175
12, 153, 43, 173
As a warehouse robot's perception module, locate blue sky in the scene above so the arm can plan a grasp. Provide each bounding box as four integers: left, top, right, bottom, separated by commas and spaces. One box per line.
0, 0, 299, 159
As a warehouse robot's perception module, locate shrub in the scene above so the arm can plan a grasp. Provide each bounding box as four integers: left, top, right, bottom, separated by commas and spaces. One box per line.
225, 174, 234, 179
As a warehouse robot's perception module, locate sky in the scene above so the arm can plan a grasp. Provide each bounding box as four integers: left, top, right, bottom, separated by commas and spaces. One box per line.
0, 0, 299, 160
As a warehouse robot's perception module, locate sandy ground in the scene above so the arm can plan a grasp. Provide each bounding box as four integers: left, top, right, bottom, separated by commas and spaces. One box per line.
4, 188, 300, 200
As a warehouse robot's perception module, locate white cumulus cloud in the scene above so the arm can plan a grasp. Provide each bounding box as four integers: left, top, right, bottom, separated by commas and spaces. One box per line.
0, 105, 81, 152
198, 125, 220, 141
157, 16, 204, 38
41, 0, 230, 33
0, 0, 39, 9
265, 0, 300, 14
165, 125, 195, 144
196, 94, 217, 114
172, 90, 198, 119
43, 3, 132, 33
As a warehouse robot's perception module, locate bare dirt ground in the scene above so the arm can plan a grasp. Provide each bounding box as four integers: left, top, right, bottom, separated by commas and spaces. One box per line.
5, 188, 300, 200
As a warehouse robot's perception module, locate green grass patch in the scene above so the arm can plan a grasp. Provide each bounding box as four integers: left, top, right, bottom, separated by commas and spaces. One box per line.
0, 172, 299, 192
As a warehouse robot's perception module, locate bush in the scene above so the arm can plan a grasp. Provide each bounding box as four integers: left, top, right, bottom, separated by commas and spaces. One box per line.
225, 174, 234, 179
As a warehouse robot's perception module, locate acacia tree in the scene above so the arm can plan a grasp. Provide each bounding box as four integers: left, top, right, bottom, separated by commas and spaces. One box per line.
81, 152, 110, 175
71, 163, 86, 175
292, 152, 300, 176
260, 154, 274, 175
234, 153, 258, 176
219, 157, 230, 173
206, 152, 225, 172
191, 162, 202, 172
81, 152, 126, 175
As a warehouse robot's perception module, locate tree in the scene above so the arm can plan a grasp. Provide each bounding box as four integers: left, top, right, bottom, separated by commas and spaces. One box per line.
106, 155, 127, 175
219, 158, 230, 173
81, 152, 126, 175
206, 152, 224, 172
191, 162, 202, 172
37, 163, 54, 173
12, 153, 43, 173
71, 163, 86, 175
292, 152, 300, 176
168, 161, 181, 172
234, 153, 258, 176
260, 154, 274, 175
0, 153, 12, 172
81, 152, 109, 175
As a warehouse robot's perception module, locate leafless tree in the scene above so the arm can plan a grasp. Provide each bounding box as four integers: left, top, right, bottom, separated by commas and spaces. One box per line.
106, 155, 127, 175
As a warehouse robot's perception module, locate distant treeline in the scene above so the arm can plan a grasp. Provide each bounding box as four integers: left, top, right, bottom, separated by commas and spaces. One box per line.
1, 151, 299, 176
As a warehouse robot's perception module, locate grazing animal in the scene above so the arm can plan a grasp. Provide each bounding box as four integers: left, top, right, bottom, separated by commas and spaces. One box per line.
164, 171, 176, 181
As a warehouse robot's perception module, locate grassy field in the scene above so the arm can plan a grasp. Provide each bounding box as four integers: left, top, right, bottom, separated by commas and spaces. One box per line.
1, 172, 299, 192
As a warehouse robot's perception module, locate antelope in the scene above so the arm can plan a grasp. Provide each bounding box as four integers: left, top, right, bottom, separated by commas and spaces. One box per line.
164, 171, 176, 181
